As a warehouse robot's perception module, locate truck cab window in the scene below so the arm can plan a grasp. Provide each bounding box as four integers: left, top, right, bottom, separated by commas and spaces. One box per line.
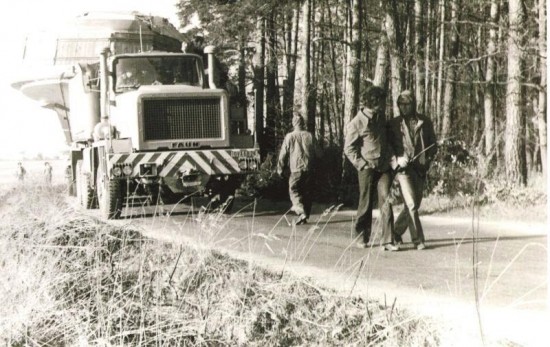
114, 56, 202, 93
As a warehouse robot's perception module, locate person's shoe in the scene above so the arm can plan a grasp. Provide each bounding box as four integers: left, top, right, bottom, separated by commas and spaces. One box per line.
416, 243, 426, 250
294, 214, 308, 225
355, 240, 368, 248
382, 243, 400, 252
394, 235, 403, 245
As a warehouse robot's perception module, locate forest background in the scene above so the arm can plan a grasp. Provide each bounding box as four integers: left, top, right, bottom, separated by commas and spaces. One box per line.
175, 0, 547, 211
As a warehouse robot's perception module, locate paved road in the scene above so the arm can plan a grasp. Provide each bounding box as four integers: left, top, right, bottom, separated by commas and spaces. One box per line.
115, 197, 548, 346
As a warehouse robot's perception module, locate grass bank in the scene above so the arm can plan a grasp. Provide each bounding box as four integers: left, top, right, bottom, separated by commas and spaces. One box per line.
0, 182, 440, 346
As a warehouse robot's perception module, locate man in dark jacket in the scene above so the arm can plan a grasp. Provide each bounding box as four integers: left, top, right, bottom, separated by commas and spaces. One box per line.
344, 86, 398, 251
277, 114, 316, 225
389, 90, 438, 250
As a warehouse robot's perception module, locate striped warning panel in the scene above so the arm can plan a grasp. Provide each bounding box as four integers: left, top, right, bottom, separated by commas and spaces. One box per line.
108, 149, 258, 177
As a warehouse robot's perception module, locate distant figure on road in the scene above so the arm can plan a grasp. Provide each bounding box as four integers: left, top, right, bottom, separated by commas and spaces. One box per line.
277, 114, 317, 225
44, 162, 53, 186
388, 90, 438, 250
15, 162, 26, 183
344, 86, 398, 251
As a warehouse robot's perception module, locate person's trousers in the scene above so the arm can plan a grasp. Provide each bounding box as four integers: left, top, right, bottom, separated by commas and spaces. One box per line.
355, 168, 393, 245
394, 168, 425, 244
288, 171, 312, 218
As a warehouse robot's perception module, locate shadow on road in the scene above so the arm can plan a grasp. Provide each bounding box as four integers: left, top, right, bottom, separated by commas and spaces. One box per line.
415, 234, 547, 250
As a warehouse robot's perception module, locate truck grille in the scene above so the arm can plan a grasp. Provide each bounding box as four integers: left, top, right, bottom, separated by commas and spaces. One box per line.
142, 98, 222, 141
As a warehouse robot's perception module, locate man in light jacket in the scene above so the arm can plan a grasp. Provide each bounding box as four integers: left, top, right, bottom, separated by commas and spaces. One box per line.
389, 90, 438, 250
344, 86, 398, 251
277, 114, 316, 225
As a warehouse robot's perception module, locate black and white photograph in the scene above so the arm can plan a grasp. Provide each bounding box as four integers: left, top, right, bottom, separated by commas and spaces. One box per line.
0, 0, 547, 346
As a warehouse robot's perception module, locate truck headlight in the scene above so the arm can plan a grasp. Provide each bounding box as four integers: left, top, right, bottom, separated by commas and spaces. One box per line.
122, 164, 133, 176
238, 159, 247, 170
248, 159, 258, 170
112, 166, 122, 177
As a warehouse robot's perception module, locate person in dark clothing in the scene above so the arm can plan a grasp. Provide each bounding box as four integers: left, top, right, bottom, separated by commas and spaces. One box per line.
44, 161, 53, 185
344, 86, 398, 251
16, 162, 26, 183
388, 90, 438, 250
277, 114, 317, 225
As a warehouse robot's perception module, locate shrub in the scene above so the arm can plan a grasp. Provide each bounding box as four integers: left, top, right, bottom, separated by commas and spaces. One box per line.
239, 152, 287, 200
240, 145, 344, 203
426, 139, 479, 198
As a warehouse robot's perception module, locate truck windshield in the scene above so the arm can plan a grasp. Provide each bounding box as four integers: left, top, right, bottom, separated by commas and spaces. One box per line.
114, 56, 202, 92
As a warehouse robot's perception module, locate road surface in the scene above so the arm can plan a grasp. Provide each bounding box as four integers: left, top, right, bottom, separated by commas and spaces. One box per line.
111, 197, 548, 346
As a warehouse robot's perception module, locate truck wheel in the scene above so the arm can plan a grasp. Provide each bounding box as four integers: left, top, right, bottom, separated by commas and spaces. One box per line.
76, 160, 96, 209
97, 168, 123, 219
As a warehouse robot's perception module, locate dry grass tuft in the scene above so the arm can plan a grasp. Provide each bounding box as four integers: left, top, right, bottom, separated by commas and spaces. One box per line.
1, 181, 440, 346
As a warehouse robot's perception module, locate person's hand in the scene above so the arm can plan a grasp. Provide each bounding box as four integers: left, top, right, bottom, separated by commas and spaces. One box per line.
397, 155, 409, 169
360, 162, 371, 171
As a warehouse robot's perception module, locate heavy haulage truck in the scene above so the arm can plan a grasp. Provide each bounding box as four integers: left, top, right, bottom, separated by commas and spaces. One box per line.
12, 12, 260, 219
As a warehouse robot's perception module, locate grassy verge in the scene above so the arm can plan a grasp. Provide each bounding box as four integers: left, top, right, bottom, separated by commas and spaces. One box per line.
420, 195, 547, 223
1, 182, 440, 346
420, 174, 547, 223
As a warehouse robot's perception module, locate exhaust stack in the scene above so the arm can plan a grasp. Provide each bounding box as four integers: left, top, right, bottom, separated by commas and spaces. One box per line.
99, 47, 110, 120
203, 45, 217, 89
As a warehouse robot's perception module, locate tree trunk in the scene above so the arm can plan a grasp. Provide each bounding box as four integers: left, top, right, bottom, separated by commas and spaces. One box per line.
504, 0, 527, 186
441, 0, 459, 138
483, 0, 498, 162
265, 11, 281, 153
323, 82, 334, 145
414, 0, 425, 114
299, 0, 315, 132
317, 6, 326, 145
327, 2, 343, 143
343, 0, 362, 124
435, 0, 446, 133
373, 20, 388, 87
252, 18, 266, 158
384, 0, 404, 118
426, 0, 436, 122
339, 0, 363, 205
282, 6, 299, 135
238, 38, 247, 110
537, 0, 547, 182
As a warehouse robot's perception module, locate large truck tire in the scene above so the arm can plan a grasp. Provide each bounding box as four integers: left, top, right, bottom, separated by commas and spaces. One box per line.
97, 168, 123, 220
76, 160, 96, 209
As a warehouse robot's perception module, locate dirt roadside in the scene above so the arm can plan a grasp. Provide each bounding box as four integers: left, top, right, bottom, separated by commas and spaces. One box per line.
116, 199, 548, 346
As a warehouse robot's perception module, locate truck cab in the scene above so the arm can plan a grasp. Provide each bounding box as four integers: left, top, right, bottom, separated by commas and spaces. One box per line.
11, 12, 260, 219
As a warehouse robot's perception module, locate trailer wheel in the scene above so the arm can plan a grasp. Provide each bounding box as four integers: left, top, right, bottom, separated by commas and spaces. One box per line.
76, 160, 96, 209
97, 168, 123, 219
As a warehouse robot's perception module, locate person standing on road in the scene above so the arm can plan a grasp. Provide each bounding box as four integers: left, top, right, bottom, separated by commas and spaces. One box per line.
344, 86, 398, 251
44, 162, 53, 186
388, 90, 438, 250
277, 114, 317, 225
15, 162, 26, 183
